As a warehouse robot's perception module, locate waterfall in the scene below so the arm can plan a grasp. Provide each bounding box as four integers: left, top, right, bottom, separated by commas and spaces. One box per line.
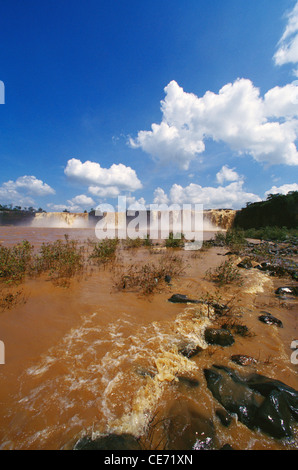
30, 209, 236, 231
32, 212, 90, 228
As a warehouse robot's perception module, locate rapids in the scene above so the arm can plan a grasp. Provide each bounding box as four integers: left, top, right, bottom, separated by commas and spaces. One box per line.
0, 226, 297, 450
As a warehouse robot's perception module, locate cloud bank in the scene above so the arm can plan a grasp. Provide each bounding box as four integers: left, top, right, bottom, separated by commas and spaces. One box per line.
130, 78, 298, 169
0, 175, 55, 207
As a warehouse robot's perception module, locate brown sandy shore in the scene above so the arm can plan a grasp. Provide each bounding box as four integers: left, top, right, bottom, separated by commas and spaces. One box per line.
0, 227, 297, 450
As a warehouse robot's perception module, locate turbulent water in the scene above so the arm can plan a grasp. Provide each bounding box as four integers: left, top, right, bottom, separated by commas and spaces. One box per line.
0, 226, 297, 450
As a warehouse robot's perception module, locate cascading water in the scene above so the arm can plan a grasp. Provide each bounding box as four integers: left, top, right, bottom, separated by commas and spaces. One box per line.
31, 212, 90, 228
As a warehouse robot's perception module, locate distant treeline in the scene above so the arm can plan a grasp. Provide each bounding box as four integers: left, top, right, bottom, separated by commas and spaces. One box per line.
0, 205, 46, 213
233, 191, 298, 229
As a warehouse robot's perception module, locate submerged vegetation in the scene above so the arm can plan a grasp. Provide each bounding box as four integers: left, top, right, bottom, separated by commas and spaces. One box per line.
0, 233, 186, 308
205, 259, 243, 287
113, 252, 185, 295
88, 238, 119, 265
0, 240, 34, 284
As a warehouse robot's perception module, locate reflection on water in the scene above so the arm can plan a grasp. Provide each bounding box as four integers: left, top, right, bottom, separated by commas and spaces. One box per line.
0, 227, 297, 450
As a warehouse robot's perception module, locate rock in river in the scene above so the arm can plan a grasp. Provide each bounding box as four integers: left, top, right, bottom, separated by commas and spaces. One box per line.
204, 328, 235, 347
275, 286, 298, 297
178, 341, 203, 358
204, 365, 298, 439
258, 313, 283, 328
73, 433, 142, 450
231, 355, 258, 366
168, 294, 200, 304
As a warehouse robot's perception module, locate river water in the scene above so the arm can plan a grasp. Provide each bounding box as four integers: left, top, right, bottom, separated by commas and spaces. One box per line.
0, 226, 297, 450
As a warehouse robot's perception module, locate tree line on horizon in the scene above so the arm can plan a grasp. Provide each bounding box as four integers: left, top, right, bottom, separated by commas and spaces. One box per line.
233, 191, 298, 230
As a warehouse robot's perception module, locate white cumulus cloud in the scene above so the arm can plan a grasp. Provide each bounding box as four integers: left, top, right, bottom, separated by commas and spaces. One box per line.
265, 183, 298, 197
64, 158, 142, 198
216, 165, 241, 185
153, 180, 261, 210
130, 79, 298, 169
0, 175, 55, 207
69, 194, 95, 207
153, 187, 170, 205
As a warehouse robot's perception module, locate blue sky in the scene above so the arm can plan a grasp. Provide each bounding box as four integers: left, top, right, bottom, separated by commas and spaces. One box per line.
0, 0, 298, 211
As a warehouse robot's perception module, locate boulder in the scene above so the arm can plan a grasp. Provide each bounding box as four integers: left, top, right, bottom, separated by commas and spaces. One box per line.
204, 366, 263, 430
168, 294, 199, 304
253, 389, 293, 439
204, 328, 235, 347
168, 294, 230, 316
204, 365, 298, 439
275, 286, 298, 297
178, 341, 203, 359
244, 373, 298, 421
73, 433, 142, 450
258, 314, 283, 328
231, 355, 257, 366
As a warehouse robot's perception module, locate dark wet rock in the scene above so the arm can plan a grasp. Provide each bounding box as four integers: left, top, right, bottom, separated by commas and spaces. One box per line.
168, 294, 200, 304
244, 373, 298, 421
215, 408, 233, 427
176, 375, 200, 388
168, 294, 230, 316
73, 433, 142, 450
231, 355, 257, 366
204, 328, 235, 347
219, 444, 235, 450
204, 366, 263, 430
204, 365, 298, 439
256, 262, 288, 277
165, 401, 217, 450
258, 314, 283, 328
178, 341, 203, 359
164, 275, 171, 284
221, 322, 249, 337
275, 286, 298, 297
253, 389, 293, 439
237, 260, 253, 269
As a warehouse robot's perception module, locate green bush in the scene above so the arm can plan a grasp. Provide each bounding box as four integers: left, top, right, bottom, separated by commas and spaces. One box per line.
165, 232, 185, 248
0, 240, 33, 283
34, 238, 85, 286
88, 238, 118, 264
205, 260, 243, 287
243, 226, 298, 241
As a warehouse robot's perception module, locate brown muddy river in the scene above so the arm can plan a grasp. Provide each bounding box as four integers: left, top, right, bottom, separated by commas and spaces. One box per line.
0, 226, 297, 450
